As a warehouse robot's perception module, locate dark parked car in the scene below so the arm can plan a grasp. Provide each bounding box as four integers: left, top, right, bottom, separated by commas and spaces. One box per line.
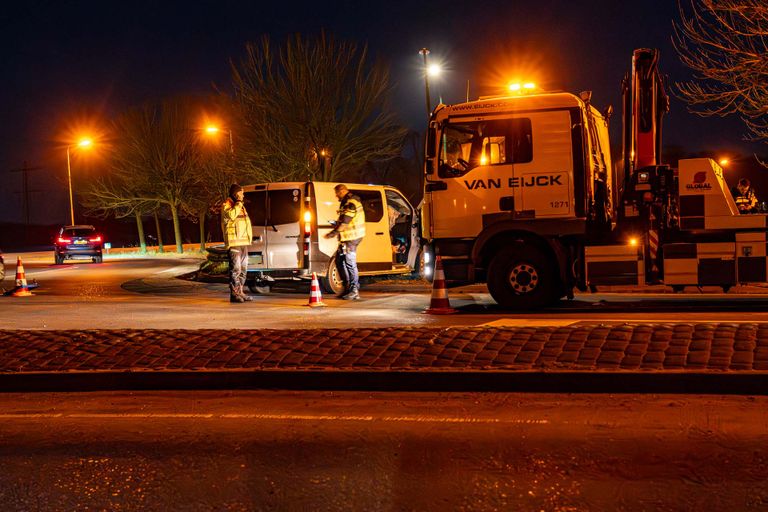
54, 225, 103, 264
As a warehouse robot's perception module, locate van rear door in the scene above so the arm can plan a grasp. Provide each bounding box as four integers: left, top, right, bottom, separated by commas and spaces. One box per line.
265, 185, 303, 268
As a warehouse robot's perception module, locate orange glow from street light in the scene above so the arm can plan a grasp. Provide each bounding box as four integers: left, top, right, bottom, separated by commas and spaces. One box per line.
719, 158, 729, 166
77, 138, 93, 148
205, 125, 220, 135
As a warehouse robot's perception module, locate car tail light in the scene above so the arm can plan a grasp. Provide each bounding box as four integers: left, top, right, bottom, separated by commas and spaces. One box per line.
57, 237, 72, 244
89, 235, 102, 242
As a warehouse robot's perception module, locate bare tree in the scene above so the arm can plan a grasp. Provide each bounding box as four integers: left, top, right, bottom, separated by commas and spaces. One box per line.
107, 99, 206, 253
82, 175, 155, 252
230, 32, 407, 182
184, 147, 239, 250
673, 0, 768, 142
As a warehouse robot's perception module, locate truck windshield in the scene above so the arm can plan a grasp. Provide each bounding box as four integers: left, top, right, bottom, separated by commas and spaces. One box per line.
438, 118, 533, 177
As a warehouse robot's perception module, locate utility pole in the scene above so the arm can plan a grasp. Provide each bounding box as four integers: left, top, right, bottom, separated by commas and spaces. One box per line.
9, 162, 43, 225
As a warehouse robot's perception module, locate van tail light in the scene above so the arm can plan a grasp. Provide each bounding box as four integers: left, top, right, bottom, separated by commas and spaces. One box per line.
303, 210, 312, 264
57, 237, 72, 244
89, 235, 102, 242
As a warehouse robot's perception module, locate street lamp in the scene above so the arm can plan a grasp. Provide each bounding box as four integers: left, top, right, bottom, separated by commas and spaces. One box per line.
419, 48, 442, 120
204, 124, 234, 154
66, 138, 93, 225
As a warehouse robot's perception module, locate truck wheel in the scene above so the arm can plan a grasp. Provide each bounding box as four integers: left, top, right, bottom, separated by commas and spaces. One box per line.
321, 257, 345, 295
487, 245, 559, 310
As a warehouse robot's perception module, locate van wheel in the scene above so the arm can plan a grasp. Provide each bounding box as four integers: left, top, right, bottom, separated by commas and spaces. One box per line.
248, 283, 271, 294
487, 245, 559, 310
321, 257, 345, 295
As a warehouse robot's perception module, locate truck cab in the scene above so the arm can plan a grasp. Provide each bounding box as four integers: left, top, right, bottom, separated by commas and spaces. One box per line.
422, 91, 613, 307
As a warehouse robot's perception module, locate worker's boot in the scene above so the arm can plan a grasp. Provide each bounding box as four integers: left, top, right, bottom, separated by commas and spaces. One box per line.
237, 284, 255, 302
341, 286, 360, 300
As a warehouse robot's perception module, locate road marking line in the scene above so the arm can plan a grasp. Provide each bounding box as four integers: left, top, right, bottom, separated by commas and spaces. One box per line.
0, 413, 64, 418
0, 413, 548, 425
481, 319, 579, 327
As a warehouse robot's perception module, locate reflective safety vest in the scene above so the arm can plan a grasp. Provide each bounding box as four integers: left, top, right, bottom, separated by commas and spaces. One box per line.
735, 188, 758, 212
222, 198, 253, 248
337, 195, 366, 242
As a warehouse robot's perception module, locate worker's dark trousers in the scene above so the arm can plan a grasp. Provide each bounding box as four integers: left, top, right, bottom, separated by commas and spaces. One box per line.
337, 238, 361, 292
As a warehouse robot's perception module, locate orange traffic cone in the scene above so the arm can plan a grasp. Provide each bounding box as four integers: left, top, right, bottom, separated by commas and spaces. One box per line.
307, 272, 326, 307
11, 257, 33, 297
424, 254, 456, 315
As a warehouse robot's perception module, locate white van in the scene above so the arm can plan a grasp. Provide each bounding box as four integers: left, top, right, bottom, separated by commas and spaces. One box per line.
241, 182, 420, 294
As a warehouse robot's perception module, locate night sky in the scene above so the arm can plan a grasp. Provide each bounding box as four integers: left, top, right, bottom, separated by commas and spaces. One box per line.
1, 0, 761, 224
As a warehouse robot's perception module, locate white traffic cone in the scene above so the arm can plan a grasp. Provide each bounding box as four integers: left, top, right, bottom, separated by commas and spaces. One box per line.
11, 257, 33, 297
423, 254, 456, 314
307, 272, 327, 307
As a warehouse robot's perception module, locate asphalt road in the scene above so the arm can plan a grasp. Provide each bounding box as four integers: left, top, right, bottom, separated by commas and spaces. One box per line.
4, 253, 768, 329
0, 391, 765, 511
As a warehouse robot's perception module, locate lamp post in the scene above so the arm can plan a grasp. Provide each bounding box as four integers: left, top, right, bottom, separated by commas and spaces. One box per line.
419, 48, 442, 120
318, 149, 332, 181
205, 124, 234, 154
419, 48, 432, 120
66, 138, 93, 225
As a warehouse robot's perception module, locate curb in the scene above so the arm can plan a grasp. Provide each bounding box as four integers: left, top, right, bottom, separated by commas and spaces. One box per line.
2, 369, 767, 394
3, 324, 768, 394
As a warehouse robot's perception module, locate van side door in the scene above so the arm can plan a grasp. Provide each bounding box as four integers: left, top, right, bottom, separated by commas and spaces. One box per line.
385, 188, 418, 269
351, 188, 392, 271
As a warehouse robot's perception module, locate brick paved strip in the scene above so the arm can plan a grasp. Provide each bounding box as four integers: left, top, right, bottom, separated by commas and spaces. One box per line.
2, 324, 768, 375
